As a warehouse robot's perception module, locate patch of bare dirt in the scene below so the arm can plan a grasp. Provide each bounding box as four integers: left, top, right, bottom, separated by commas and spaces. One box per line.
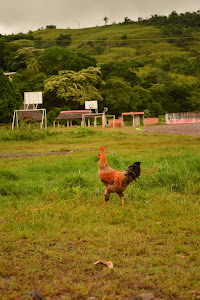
0, 151, 74, 158
141, 123, 200, 138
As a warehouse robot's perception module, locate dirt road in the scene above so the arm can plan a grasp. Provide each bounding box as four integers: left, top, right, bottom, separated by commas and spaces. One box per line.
141, 123, 200, 138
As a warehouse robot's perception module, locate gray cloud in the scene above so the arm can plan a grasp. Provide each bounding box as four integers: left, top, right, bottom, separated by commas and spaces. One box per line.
0, 0, 199, 34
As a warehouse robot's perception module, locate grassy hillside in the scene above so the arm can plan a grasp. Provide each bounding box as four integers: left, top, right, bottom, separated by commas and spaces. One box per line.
31, 23, 200, 84
32, 23, 199, 62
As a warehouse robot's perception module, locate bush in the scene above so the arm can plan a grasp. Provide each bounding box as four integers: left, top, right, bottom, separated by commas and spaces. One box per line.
0, 125, 54, 141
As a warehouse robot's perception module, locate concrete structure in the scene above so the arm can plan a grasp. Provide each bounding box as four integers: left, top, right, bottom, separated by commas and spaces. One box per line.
122, 112, 144, 127
143, 118, 159, 126
55, 110, 108, 128
109, 119, 123, 127
166, 112, 200, 125
55, 110, 92, 127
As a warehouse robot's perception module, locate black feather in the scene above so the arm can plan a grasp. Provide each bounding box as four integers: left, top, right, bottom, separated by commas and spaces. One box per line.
125, 162, 141, 182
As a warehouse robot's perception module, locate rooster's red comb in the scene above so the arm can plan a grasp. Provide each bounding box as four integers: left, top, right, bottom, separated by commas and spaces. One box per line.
101, 146, 105, 151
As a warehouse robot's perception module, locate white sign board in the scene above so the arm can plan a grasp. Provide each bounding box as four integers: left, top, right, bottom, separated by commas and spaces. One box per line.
24, 92, 43, 105
85, 100, 98, 110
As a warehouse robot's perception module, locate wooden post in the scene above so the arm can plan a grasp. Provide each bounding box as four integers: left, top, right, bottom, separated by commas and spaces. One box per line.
58, 121, 59, 128
70, 120, 72, 127
88, 119, 90, 127
132, 114, 135, 127
102, 114, 105, 128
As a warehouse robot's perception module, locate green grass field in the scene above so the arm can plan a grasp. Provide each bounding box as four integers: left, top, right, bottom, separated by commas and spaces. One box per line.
0, 127, 200, 299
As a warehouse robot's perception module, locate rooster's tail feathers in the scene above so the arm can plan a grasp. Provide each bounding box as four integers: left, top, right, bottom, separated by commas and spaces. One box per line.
126, 162, 141, 181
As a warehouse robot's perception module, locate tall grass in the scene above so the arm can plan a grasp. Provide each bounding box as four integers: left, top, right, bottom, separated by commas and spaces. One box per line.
0, 126, 53, 142
0, 127, 199, 299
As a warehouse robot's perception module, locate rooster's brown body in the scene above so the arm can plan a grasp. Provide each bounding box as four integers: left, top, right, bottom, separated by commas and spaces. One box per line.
98, 146, 141, 207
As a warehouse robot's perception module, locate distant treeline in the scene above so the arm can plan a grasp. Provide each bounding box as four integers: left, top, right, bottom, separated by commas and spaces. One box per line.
1, 10, 200, 43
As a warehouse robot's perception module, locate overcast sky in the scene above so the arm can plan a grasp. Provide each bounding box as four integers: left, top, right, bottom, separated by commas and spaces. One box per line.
0, 0, 199, 35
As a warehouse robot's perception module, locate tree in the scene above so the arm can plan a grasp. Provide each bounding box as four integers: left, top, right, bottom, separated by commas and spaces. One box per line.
68, 51, 96, 72
3, 44, 19, 71
100, 77, 135, 115
132, 85, 152, 113
165, 82, 192, 113
12, 69, 46, 95
38, 47, 97, 76
104, 17, 108, 25
0, 37, 6, 69
38, 47, 74, 75
14, 47, 43, 70
0, 70, 22, 123
46, 25, 56, 29
55, 34, 72, 46
100, 61, 140, 86
124, 17, 131, 25
44, 67, 104, 109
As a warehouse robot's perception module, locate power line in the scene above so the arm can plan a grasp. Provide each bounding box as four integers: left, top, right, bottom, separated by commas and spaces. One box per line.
0, 41, 200, 48
0, 35, 200, 43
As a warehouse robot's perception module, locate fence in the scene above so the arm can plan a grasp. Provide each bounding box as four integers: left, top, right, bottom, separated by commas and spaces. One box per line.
165, 112, 200, 125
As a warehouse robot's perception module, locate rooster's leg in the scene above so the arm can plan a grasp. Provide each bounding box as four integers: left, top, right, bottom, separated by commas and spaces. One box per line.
117, 192, 124, 207
104, 191, 110, 206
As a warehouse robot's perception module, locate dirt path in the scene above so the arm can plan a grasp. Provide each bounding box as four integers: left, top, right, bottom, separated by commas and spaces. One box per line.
0, 151, 74, 158
141, 123, 200, 138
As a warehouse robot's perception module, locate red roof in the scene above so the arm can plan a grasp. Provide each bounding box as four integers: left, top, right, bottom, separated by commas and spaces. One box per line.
122, 112, 144, 115
60, 110, 90, 114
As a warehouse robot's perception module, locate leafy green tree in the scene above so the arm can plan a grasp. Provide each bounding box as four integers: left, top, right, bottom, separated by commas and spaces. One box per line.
14, 47, 43, 70
56, 34, 72, 46
100, 77, 135, 115
132, 85, 152, 112
38, 47, 73, 75
69, 51, 96, 72
3, 44, 19, 71
46, 25, 56, 29
0, 70, 22, 123
165, 82, 192, 113
142, 69, 172, 85
38, 47, 97, 75
101, 61, 140, 86
44, 67, 104, 109
12, 69, 46, 95
189, 82, 200, 111
0, 37, 6, 69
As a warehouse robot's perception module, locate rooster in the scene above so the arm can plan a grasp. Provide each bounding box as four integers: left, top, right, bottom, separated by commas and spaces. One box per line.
98, 146, 141, 207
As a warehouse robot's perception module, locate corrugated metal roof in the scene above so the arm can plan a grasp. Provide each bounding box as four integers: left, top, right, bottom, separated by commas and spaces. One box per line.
122, 112, 144, 115
3, 72, 16, 76
56, 113, 95, 120
60, 110, 90, 114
